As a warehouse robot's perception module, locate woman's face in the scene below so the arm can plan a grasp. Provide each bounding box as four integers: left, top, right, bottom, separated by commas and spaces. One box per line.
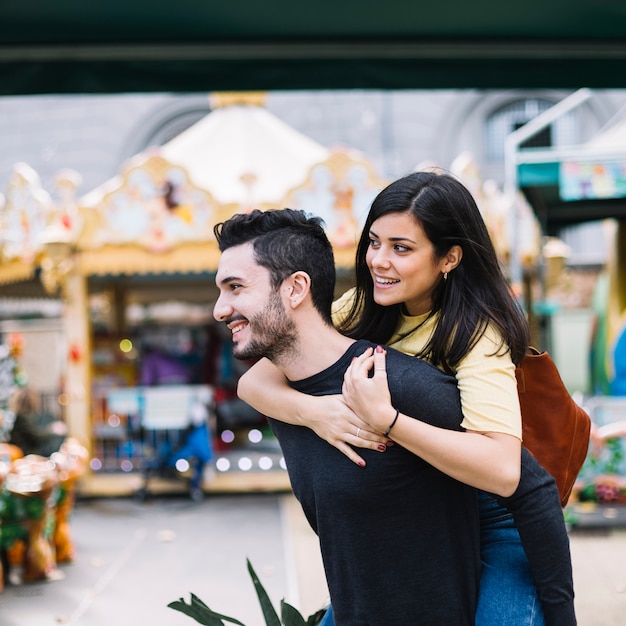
365, 211, 447, 316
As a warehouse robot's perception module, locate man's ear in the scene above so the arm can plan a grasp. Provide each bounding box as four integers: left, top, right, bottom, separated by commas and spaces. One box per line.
285, 271, 311, 308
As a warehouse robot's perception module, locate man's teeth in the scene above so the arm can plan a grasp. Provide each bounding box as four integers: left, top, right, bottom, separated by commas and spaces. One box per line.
231, 323, 247, 334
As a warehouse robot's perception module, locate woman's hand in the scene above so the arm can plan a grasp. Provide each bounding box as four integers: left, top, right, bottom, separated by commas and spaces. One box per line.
344, 346, 523, 495
238, 357, 387, 466
302, 394, 388, 466
342, 345, 397, 434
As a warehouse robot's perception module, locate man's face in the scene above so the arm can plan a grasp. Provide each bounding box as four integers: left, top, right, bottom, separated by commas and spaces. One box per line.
214, 242, 297, 362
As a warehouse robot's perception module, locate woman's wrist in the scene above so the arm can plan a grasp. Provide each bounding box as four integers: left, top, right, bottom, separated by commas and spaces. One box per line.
296, 394, 331, 430
384, 408, 400, 437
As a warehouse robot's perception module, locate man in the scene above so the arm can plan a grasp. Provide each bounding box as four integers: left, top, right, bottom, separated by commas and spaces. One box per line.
213, 208, 480, 625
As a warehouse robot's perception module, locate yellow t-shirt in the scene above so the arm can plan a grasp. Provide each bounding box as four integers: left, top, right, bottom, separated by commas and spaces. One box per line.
332, 288, 522, 439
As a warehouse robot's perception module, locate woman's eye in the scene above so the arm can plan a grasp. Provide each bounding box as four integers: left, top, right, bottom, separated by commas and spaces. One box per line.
368, 238, 380, 248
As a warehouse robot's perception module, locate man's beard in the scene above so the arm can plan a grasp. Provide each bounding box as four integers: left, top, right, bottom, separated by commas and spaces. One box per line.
233, 291, 297, 363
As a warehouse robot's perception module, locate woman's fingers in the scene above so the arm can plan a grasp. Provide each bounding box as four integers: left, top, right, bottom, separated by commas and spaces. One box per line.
373, 345, 387, 376
334, 441, 368, 467
349, 425, 387, 449
331, 427, 388, 467
346, 345, 386, 381
312, 394, 386, 456
342, 346, 394, 435
327, 415, 387, 449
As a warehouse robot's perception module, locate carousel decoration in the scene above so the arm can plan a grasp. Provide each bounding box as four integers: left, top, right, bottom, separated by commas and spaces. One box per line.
282, 148, 388, 266
0, 336, 23, 443
79, 152, 217, 254
2, 454, 59, 583
50, 438, 89, 563
0, 163, 51, 285
39, 170, 82, 297
40, 223, 75, 296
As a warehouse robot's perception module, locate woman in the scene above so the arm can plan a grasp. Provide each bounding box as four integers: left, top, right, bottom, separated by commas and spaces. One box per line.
238, 171, 575, 625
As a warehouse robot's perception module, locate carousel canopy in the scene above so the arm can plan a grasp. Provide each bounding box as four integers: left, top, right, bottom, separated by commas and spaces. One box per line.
0, 0, 625, 95
159, 94, 330, 206
0, 95, 387, 286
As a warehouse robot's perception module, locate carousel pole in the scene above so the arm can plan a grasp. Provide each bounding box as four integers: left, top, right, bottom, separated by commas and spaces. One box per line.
61, 268, 91, 450
40, 170, 92, 455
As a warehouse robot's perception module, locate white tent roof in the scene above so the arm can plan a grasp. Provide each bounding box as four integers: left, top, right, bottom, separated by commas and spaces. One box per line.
160, 103, 330, 206
586, 117, 626, 153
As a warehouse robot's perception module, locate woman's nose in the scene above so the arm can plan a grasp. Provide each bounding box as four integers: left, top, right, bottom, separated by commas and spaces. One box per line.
370, 248, 390, 268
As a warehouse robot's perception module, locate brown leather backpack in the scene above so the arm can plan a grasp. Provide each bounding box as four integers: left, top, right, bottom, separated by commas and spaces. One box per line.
516, 347, 592, 507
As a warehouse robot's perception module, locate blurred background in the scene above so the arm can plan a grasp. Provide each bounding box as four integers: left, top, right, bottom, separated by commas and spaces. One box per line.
1, 3, 626, 622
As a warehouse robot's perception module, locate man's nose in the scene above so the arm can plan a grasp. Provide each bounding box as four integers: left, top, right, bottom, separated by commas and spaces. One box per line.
213, 294, 231, 322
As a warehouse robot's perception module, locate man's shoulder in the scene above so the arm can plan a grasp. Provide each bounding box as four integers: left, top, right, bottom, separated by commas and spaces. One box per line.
353, 339, 453, 380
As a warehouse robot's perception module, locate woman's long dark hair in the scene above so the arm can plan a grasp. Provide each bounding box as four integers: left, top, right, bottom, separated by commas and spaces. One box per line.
337, 171, 530, 371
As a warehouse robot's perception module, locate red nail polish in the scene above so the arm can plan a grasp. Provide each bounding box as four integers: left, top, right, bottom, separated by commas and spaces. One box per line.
378, 444, 386, 451
376, 345, 384, 353
358, 460, 366, 467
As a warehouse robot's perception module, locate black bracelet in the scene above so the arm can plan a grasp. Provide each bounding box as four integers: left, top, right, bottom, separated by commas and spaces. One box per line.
384, 408, 400, 437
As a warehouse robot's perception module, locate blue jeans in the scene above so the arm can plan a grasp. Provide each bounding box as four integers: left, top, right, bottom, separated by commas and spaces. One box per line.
319, 606, 334, 626
475, 491, 545, 626
317, 492, 545, 625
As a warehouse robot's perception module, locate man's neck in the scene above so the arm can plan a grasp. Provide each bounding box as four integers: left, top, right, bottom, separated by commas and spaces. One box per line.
273, 322, 355, 382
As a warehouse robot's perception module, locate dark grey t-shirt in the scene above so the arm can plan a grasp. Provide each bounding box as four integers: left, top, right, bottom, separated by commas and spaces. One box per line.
269, 339, 481, 625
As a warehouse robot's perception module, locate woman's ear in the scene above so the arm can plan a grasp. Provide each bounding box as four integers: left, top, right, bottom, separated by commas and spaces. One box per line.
444, 245, 463, 273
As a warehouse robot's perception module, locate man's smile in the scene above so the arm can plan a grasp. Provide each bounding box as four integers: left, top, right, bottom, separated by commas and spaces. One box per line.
226, 317, 249, 337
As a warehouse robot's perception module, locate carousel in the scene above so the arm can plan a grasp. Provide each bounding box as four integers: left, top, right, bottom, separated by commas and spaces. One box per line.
0, 92, 388, 496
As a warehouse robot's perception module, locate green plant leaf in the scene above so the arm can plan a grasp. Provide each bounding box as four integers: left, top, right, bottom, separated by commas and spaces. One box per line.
167, 593, 247, 626
246, 558, 281, 626
167, 598, 220, 626
189, 594, 211, 612
168, 562, 327, 626
305, 608, 328, 625
280, 600, 306, 626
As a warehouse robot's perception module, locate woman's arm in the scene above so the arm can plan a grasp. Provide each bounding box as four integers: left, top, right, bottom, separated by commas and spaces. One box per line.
498, 448, 576, 625
342, 346, 521, 496
237, 357, 388, 466
343, 346, 576, 625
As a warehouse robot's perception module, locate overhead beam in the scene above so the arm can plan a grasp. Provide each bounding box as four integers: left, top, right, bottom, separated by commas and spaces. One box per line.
1, 40, 625, 63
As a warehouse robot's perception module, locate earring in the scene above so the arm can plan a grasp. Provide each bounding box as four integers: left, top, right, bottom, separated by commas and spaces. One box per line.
443, 272, 448, 281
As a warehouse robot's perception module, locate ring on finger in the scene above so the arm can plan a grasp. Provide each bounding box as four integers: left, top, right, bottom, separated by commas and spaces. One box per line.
356, 427, 361, 438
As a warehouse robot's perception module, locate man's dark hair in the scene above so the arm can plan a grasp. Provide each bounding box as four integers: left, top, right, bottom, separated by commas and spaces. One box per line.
214, 208, 336, 324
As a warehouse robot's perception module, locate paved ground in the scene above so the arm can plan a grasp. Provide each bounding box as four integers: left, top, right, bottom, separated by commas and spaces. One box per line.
569, 526, 626, 626
0, 492, 625, 626
0, 492, 328, 626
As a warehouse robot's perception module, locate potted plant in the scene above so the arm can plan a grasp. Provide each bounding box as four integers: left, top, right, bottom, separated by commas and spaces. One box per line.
169, 558, 326, 626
